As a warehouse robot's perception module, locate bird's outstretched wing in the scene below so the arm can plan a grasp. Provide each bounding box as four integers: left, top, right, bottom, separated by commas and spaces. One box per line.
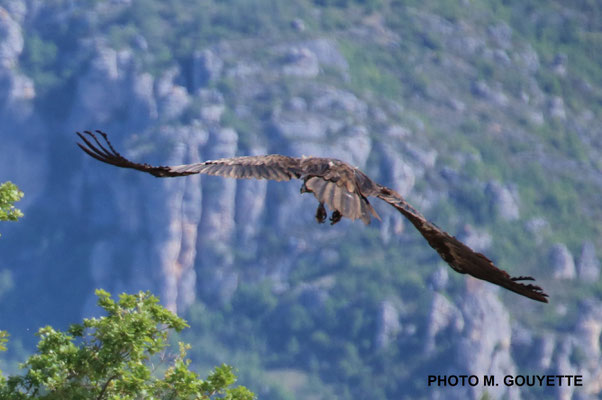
376, 186, 549, 303
77, 130, 374, 223
76, 130, 303, 180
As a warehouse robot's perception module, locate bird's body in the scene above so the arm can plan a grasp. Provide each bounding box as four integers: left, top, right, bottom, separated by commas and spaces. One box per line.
77, 130, 548, 303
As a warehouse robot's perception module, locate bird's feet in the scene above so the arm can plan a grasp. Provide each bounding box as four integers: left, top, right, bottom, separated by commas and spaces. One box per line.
330, 210, 342, 225
315, 203, 327, 223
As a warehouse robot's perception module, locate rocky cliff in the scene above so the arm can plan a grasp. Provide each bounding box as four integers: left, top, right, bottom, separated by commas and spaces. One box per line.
0, 1, 600, 399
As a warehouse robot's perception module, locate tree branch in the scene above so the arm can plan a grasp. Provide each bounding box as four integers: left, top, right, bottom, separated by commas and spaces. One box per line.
97, 374, 119, 400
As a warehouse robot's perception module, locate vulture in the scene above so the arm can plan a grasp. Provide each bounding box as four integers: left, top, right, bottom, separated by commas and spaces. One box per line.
76, 130, 548, 303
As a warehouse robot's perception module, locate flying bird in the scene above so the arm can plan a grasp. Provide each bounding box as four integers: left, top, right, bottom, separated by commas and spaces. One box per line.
76, 130, 548, 303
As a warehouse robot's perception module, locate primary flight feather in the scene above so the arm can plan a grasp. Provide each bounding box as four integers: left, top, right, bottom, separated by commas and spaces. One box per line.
77, 130, 548, 303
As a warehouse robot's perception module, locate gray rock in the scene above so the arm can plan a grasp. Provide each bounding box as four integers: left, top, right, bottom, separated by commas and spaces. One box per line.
0, 69, 35, 119
518, 45, 540, 73
471, 80, 509, 107
385, 125, 411, 140
526, 110, 545, 126
81, 125, 210, 312
69, 44, 124, 124
329, 125, 372, 168
404, 142, 437, 169
226, 60, 260, 80
196, 127, 240, 303
510, 323, 534, 349
448, 97, 466, 112
0, 7, 24, 68
192, 49, 223, 90
379, 214, 404, 244
574, 300, 602, 363
534, 333, 556, 370
485, 181, 520, 221
549, 243, 576, 280
425, 292, 463, 353
298, 283, 329, 314
457, 224, 492, 252
281, 47, 319, 78
551, 338, 579, 400
286, 96, 307, 112
552, 53, 568, 76
291, 18, 305, 32
577, 241, 600, 282
148, 126, 207, 311
128, 72, 157, 128
492, 49, 511, 65
375, 300, 402, 349
132, 33, 148, 51
156, 68, 190, 121
272, 112, 331, 141
549, 96, 566, 120
235, 144, 268, 243
453, 287, 519, 400
525, 216, 549, 244
302, 38, 349, 75
199, 127, 238, 241
440, 166, 462, 186
0, 48, 45, 205
413, 9, 455, 37
2, 1, 27, 24
198, 88, 225, 123
487, 22, 513, 49
428, 267, 449, 292
311, 87, 367, 118
456, 35, 485, 56
379, 143, 416, 197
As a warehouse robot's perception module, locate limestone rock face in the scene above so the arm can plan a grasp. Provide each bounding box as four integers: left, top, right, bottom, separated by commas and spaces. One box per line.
0, 7, 23, 69
281, 47, 319, 78
302, 38, 349, 77
425, 284, 522, 400
452, 287, 519, 400
1, 3, 602, 399
0, 5, 45, 205
485, 180, 520, 221
67, 44, 159, 132
457, 224, 492, 252
550, 243, 576, 280
192, 49, 223, 91
374, 299, 402, 349
425, 292, 463, 354
577, 241, 600, 282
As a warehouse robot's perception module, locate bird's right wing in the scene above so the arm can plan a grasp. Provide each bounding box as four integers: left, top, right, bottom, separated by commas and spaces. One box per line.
177, 154, 302, 181
76, 130, 302, 181
376, 186, 549, 303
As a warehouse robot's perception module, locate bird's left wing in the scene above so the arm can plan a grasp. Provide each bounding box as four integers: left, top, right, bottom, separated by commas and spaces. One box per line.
76, 130, 302, 180
376, 186, 549, 303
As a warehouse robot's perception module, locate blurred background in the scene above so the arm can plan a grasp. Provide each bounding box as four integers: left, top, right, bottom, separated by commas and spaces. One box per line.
0, 0, 601, 398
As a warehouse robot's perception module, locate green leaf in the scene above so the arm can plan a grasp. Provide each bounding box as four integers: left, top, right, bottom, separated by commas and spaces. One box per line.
0, 182, 24, 237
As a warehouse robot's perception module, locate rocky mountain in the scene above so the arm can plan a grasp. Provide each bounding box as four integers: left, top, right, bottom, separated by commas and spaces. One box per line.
0, 0, 601, 399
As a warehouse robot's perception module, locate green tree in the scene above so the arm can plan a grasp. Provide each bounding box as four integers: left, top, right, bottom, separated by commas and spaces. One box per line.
0, 181, 23, 233
1, 181, 23, 381
0, 290, 255, 400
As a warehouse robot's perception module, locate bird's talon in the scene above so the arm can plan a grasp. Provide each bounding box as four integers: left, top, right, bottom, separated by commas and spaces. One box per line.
330, 210, 342, 225
315, 203, 327, 223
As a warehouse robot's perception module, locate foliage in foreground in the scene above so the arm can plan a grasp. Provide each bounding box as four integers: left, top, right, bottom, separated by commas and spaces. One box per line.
0, 182, 23, 232
0, 290, 255, 400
